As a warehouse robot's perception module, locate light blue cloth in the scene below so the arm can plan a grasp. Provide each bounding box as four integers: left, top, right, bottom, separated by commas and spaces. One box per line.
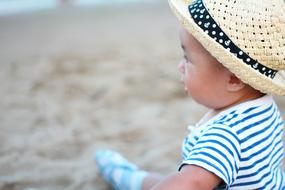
95, 150, 148, 190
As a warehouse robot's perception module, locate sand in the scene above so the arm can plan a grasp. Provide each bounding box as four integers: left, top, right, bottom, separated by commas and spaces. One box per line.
0, 2, 284, 190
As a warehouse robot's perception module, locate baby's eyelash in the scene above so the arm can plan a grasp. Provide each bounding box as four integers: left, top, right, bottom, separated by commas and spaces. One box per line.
184, 55, 189, 61
183, 55, 192, 64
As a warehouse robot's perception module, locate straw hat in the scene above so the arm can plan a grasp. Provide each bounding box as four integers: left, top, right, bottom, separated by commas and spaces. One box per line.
169, 0, 285, 96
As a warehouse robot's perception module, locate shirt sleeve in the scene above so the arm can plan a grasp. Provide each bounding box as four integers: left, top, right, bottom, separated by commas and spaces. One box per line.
180, 123, 241, 185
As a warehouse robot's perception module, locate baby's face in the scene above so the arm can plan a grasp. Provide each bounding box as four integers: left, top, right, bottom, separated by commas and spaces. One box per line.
178, 27, 231, 109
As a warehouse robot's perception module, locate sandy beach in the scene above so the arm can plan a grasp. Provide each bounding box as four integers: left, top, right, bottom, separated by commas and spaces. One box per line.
0, 2, 284, 190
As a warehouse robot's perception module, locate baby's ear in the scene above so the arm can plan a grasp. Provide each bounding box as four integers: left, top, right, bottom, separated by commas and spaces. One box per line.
227, 74, 245, 92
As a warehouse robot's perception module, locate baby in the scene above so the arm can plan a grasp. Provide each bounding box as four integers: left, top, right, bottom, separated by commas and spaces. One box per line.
95, 0, 285, 189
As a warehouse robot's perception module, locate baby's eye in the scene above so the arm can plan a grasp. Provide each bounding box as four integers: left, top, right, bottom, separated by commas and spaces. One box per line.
183, 55, 191, 63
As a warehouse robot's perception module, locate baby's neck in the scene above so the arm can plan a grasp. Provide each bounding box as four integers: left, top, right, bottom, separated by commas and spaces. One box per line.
217, 89, 264, 113
204, 89, 265, 123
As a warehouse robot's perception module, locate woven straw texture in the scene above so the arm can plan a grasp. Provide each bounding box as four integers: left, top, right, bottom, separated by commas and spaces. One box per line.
169, 0, 285, 96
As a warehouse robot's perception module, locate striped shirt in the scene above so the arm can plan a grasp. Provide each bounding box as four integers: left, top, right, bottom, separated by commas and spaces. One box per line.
181, 95, 285, 189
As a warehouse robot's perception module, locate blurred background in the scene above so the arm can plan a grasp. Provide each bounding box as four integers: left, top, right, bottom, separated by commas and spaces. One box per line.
0, 1, 284, 190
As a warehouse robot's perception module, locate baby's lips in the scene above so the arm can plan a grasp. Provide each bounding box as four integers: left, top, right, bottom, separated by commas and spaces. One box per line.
179, 75, 188, 91
180, 75, 184, 83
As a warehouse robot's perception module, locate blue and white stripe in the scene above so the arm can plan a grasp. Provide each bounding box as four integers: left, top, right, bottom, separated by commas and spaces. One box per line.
181, 95, 285, 189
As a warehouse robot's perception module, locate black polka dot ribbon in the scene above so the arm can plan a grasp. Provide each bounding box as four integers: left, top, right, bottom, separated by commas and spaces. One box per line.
188, 0, 277, 78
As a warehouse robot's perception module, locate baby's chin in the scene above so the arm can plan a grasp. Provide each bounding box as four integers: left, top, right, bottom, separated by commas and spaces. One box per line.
184, 86, 192, 97
184, 85, 188, 92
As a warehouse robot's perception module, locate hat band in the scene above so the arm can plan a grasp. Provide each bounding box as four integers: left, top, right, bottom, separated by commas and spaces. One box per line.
188, 0, 277, 79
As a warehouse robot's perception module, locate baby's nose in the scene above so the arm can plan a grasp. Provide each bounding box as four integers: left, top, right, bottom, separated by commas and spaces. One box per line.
178, 60, 185, 74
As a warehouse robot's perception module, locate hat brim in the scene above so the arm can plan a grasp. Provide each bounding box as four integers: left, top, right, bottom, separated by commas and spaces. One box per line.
169, 0, 285, 96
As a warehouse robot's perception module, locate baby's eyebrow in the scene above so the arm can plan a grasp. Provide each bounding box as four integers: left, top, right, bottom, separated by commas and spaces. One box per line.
181, 45, 185, 50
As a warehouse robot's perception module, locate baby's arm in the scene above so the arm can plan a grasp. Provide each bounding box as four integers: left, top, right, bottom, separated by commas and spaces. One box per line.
150, 164, 221, 190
